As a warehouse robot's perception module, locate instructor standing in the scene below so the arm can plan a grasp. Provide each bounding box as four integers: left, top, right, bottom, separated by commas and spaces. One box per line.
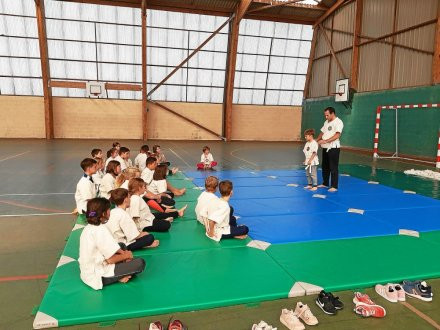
316, 107, 344, 192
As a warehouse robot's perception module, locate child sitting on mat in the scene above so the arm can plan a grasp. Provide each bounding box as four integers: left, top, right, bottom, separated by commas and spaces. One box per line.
197, 146, 217, 170
75, 158, 98, 214
116, 147, 132, 171
79, 198, 145, 290
115, 167, 141, 190
92, 157, 105, 189
100, 160, 120, 199
205, 180, 248, 241
148, 164, 178, 208
303, 129, 319, 191
152, 145, 179, 175
112, 141, 121, 151
128, 178, 187, 232
107, 188, 159, 251
134, 145, 150, 172
105, 147, 118, 169
91, 148, 103, 160
195, 176, 219, 226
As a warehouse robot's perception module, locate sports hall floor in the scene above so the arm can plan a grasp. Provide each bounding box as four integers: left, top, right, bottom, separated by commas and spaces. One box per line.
1, 139, 440, 330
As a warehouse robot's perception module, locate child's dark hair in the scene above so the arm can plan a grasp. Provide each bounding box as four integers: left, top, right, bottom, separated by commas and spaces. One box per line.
85, 198, 111, 226
202, 146, 210, 152
152, 145, 160, 153
219, 180, 233, 197
106, 148, 116, 158
109, 188, 129, 206
119, 146, 130, 155
140, 145, 149, 153
106, 160, 121, 176
91, 148, 102, 158
146, 156, 157, 166
205, 176, 218, 191
128, 177, 145, 195
304, 129, 315, 137
80, 158, 97, 171
153, 164, 168, 180
112, 142, 120, 148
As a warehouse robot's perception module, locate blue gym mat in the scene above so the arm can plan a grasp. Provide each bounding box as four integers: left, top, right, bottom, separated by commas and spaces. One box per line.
185, 169, 440, 244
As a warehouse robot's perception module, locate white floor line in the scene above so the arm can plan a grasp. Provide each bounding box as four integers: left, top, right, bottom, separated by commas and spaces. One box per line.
0, 212, 72, 218
168, 147, 192, 168
0, 151, 31, 163
0, 193, 74, 197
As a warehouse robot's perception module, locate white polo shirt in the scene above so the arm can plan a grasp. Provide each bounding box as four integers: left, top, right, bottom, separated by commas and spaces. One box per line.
79, 224, 120, 290
303, 140, 319, 166
134, 153, 147, 172
105, 207, 139, 246
141, 167, 154, 185
195, 191, 219, 225
206, 198, 231, 242
99, 173, 115, 199
75, 175, 97, 214
128, 194, 155, 230
148, 179, 167, 194
201, 153, 214, 164
321, 117, 344, 149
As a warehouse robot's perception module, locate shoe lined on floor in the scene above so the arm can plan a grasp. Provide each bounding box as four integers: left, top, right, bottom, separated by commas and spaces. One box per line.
353, 292, 378, 306
375, 284, 398, 303
394, 284, 406, 302
149, 321, 163, 330
251, 320, 277, 330
402, 280, 433, 302
354, 304, 386, 318
280, 309, 305, 330
327, 292, 344, 310
167, 319, 186, 330
294, 302, 318, 326
316, 291, 337, 315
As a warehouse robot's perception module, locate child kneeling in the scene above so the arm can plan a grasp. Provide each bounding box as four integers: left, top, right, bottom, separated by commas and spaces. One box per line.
79, 198, 145, 290
205, 180, 248, 241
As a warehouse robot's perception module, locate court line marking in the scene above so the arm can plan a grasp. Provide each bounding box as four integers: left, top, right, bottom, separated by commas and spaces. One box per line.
402, 301, 440, 329
0, 199, 68, 213
230, 148, 258, 168
0, 274, 48, 282
0, 150, 31, 163
0, 212, 72, 218
0, 193, 73, 197
168, 147, 192, 168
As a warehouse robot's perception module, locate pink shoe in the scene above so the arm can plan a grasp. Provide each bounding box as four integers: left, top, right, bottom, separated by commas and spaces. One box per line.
375, 284, 398, 303
394, 284, 406, 302
353, 292, 377, 306
354, 304, 386, 318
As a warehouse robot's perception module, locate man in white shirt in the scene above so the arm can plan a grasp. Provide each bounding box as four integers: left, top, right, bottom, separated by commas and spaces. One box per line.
316, 107, 344, 192
75, 158, 98, 214
195, 176, 219, 225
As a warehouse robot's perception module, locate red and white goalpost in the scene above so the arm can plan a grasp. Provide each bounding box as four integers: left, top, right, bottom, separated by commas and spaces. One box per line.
372, 103, 440, 169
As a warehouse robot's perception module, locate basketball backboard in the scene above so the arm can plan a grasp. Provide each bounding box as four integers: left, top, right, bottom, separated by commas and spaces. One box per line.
335, 78, 349, 102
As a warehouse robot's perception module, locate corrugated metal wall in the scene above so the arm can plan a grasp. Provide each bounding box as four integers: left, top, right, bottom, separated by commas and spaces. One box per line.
308, 0, 439, 98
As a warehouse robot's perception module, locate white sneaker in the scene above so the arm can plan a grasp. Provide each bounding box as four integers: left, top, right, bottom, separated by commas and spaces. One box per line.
251, 320, 277, 330
375, 283, 398, 303
280, 309, 305, 330
294, 302, 318, 326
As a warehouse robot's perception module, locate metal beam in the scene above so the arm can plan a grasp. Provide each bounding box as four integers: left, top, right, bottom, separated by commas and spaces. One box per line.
314, 0, 346, 28
35, 0, 53, 139
388, 0, 398, 89
304, 26, 318, 99
147, 16, 233, 98
141, 0, 148, 140
149, 100, 224, 140
49, 80, 142, 91
319, 23, 347, 78
433, 2, 440, 84
223, 0, 253, 141
350, 0, 362, 90
247, 0, 303, 14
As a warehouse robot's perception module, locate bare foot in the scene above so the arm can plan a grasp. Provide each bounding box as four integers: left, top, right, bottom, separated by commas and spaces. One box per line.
172, 167, 179, 175
165, 216, 174, 222
234, 235, 248, 240
304, 185, 312, 190
118, 275, 132, 283
72, 208, 78, 215
317, 184, 328, 188
328, 187, 338, 192
145, 239, 160, 248
310, 187, 318, 191
165, 207, 177, 213
180, 188, 186, 195
178, 204, 188, 217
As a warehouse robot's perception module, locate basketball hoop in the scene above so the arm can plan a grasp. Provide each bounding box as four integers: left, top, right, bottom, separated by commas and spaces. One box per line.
86, 81, 106, 98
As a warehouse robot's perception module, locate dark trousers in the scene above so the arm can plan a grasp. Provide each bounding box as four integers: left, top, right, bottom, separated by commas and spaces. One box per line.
143, 215, 172, 232
159, 191, 175, 207
229, 206, 237, 226
222, 206, 248, 239
102, 257, 146, 286
321, 148, 340, 189
126, 234, 155, 251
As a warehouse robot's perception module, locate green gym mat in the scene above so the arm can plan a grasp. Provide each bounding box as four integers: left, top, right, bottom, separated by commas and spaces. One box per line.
267, 234, 440, 292
34, 247, 295, 328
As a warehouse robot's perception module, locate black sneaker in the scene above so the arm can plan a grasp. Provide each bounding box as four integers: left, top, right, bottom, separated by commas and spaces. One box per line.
316, 290, 337, 315
327, 291, 344, 310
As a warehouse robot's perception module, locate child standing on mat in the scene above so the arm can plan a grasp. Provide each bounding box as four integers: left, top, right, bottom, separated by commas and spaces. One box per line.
197, 146, 217, 170
75, 158, 98, 214
107, 188, 159, 250
79, 198, 146, 290
205, 180, 248, 241
303, 129, 319, 191
195, 176, 219, 226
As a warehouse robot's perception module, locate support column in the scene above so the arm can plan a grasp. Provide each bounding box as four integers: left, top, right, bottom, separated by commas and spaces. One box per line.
35, 0, 53, 139
141, 0, 148, 140
304, 27, 318, 99
433, 2, 440, 84
350, 0, 363, 90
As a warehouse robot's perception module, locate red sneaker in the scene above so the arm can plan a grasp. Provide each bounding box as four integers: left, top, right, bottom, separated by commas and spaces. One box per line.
354, 304, 386, 318
353, 292, 377, 306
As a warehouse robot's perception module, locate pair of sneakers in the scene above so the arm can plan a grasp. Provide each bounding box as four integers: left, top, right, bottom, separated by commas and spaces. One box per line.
149, 319, 186, 330
315, 290, 344, 315
280, 302, 318, 330
375, 283, 405, 303
251, 320, 277, 330
402, 280, 433, 302
353, 292, 386, 318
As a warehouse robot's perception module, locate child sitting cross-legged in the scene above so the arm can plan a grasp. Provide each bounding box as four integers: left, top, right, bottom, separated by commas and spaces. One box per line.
197, 146, 217, 170
195, 176, 219, 226
106, 188, 159, 251
205, 180, 249, 241
128, 178, 187, 232
79, 198, 146, 290
75, 158, 98, 215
